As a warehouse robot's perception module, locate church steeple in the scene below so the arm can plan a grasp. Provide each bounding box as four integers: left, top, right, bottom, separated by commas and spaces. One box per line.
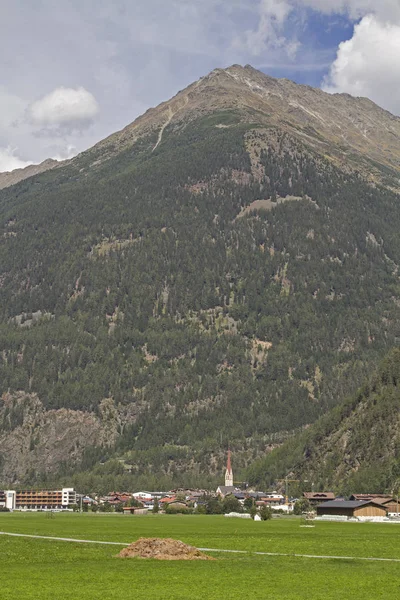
225, 449, 233, 487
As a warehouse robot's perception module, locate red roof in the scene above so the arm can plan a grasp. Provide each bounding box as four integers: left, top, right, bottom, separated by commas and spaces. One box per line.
159, 497, 176, 504
303, 492, 335, 501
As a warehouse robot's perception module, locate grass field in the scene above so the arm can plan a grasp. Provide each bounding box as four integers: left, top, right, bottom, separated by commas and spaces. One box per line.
1, 513, 400, 599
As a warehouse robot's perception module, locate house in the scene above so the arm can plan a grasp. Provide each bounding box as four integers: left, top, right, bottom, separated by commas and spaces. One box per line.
256, 497, 283, 507
303, 492, 335, 505
232, 492, 245, 500
81, 495, 97, 506
316, 500, 387, 519
350, 493, 393, 503
158, 496, 176, 509
216, 486, 238, 497
107, 492, 131, 505
132, 491, 154, 502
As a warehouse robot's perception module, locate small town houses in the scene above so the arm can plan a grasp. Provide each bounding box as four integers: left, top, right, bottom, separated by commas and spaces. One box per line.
2, 457, 398, 519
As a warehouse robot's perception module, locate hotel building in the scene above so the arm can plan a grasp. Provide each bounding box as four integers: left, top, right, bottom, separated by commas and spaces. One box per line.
0, 488, 76, 511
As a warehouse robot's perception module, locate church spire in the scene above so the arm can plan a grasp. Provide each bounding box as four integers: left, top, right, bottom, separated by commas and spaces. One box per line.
225, 449, 233, 487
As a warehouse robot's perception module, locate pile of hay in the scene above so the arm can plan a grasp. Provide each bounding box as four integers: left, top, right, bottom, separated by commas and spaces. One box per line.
118, 537, 214, 560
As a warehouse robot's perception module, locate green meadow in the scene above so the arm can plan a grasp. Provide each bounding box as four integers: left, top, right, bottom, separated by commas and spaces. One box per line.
1, 513, 400, 599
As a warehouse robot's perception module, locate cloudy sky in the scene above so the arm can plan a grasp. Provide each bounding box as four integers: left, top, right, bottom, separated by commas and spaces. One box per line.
1, 0, 400, 172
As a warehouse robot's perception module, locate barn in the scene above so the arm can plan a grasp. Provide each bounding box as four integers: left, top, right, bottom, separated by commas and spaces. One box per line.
316, 500, 387, 519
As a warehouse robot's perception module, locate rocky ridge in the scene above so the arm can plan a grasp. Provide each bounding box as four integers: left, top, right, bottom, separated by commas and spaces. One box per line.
83, 64, 400, 185
0, 159, 59, 190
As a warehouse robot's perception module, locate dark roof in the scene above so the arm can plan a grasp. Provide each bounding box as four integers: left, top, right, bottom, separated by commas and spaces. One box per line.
318, 500, 386, 509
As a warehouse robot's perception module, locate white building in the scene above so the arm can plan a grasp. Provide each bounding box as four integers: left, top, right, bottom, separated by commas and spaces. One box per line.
1, 488, 76, 511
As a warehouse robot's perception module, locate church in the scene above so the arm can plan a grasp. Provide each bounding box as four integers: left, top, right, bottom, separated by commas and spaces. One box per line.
216, 449, 237, 497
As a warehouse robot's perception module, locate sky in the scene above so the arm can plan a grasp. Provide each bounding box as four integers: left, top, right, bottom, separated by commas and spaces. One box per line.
1, 0, 400, 172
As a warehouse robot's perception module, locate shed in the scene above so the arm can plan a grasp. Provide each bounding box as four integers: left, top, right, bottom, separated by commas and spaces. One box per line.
316, 500, 387, 518
123, 507, 148, 515
379, 499, 400, 514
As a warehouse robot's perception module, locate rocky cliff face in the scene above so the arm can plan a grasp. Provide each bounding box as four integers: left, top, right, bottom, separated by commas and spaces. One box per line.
0, 392, 139, 484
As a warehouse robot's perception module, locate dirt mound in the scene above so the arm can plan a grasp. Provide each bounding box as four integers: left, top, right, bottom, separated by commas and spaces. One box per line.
118, 537, 214, 560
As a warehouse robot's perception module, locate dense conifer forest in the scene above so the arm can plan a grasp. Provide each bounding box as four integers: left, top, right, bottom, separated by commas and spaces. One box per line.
1, 69, 400, 489
248, 348, 400, 494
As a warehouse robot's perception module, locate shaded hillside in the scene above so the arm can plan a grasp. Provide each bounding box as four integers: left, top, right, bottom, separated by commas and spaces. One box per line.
1, 65, 400, 486
248, 349, 400, 494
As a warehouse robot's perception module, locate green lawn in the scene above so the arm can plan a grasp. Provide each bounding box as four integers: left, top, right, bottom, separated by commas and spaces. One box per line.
1, 514, 400, 599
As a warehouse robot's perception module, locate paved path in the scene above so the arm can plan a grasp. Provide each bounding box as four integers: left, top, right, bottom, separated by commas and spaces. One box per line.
1, 531, 400, 563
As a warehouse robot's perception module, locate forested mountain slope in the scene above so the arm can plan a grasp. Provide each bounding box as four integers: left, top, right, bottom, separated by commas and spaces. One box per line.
1, 65, 400, 487
248, 349, 400, 494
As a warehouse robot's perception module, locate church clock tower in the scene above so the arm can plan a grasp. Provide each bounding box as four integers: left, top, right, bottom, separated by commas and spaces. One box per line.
225, 449, 233, 487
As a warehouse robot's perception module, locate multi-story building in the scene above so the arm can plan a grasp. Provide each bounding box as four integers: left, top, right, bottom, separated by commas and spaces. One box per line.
4, 488, 76, 511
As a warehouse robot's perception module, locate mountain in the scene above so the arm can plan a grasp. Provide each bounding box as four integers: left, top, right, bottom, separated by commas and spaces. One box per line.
1, 64, 400, 490
247, 348, 400, 494
0, 159, 59, 190
88, 65, 400, 186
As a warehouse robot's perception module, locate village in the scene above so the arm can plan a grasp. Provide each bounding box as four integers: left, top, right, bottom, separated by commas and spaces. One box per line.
1, 452, 399, 521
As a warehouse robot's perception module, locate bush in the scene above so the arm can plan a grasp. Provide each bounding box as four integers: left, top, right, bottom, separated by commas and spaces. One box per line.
206, 497, 223, 514
222, 495, 242, 514
244, 497, 255, 511
259, 505, 273, 520
250, 506, 257, 519
165, 504, 192, 514
293, 498, 311, 515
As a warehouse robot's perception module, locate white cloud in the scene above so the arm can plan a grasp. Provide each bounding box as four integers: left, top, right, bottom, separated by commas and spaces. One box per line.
28, 86, 99, 129
49, 144, 78, 162
0, 89, 26, 131
323, 15, 400, 115
2, 0, 400, 172
0, 147, 32, 173
236, 0, 299, 57
298, 1, 400, 21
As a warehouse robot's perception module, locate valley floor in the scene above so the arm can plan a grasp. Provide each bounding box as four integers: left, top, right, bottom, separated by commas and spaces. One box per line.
1, 514, 400, 599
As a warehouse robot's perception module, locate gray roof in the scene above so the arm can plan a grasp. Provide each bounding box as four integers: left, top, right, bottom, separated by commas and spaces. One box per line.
216, 486, 236, 494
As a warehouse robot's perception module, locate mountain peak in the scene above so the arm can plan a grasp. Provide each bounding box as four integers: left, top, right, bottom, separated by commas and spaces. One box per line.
83, 64, 400, 185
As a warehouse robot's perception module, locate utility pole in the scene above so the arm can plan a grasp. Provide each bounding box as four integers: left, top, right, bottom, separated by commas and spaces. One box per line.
277, 478, 300, 504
